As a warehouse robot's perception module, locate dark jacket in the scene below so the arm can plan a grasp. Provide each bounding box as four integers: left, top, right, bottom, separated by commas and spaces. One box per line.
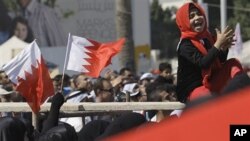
154, 75, 173, 85
177, 38, 228, 102
0, 117, 26, 141
96, 113, 146, 140
78, 120, 110, 141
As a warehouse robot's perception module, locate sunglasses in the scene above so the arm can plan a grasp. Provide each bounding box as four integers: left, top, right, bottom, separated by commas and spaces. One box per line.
100, 88, 114, 93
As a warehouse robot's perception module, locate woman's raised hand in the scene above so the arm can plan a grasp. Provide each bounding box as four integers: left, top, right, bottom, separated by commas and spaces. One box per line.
214, 26, 235, 51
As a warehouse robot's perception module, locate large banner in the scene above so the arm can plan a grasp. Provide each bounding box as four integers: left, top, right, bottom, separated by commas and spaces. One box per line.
57, 0, 117, 42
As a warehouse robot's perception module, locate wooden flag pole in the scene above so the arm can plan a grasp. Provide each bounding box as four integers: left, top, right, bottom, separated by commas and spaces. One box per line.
32, 112, 39, 130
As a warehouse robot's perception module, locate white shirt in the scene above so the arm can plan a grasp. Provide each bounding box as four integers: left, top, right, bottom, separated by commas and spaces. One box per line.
60, 91, 90, 132
170, 110, 182, 117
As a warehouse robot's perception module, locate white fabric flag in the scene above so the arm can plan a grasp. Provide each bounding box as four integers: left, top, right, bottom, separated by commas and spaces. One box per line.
0, 41, 54, 113
66, 34, 93, 73
2, 41, 42, 84
228, 23, 243, 59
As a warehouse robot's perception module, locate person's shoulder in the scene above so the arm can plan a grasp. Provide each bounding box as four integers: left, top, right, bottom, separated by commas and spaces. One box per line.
36, 2, 55, 14
178, 38, 194, 52
179, 38, 192, 46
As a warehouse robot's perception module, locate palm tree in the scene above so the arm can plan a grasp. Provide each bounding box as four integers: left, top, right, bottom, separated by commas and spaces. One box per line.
115, 0, 135, 73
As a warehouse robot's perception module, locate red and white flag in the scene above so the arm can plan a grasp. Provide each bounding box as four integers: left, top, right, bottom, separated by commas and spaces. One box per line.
228, 23, 243, 59
1, 41, 54, 113
66, 34, 125, 77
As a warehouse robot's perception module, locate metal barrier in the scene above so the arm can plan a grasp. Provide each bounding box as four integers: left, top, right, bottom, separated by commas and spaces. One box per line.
0, 102, 185, 128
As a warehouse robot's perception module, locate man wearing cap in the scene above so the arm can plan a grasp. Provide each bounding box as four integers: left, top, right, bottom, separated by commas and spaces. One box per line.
139, 72, 154, 86
122, 83, 146, 115
139, 72, 155, 101
122, 83, 144, 102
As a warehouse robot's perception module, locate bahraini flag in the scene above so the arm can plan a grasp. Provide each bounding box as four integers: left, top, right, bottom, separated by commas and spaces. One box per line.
1, 41, 54, 113
66, 34, 125, 77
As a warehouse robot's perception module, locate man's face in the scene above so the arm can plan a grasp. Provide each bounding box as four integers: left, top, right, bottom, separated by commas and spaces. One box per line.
160, 90, 177, 102
121, 70, 134, 85
99, 80, 114, 102
161, 68, 172, 79
123, 70, 133, 79
75, 75, 92, 91
52, 79, 61, 93
0, 72, 9, 85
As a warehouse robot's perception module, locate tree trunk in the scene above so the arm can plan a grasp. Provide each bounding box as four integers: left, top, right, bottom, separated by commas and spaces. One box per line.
115, 0, 136, 73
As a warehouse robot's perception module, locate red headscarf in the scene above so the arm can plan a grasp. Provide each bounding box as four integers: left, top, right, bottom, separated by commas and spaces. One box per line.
176, 2, 221, 88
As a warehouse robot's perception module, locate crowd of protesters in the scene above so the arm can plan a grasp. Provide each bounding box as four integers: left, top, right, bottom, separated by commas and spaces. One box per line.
0, 62, 180, 141
0, 1, 250, 141
1, 62, 249, 141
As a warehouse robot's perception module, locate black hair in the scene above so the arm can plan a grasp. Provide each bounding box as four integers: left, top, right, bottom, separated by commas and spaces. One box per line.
93, 77, 109, 95
119, 67, 131, 75
78, 120, 110, 141
53, 74, 70, 82
53, 74, 71, 87
20, 118, 35, 141
97, 113, 146, 139
147, 84, 176, 102
145, 82, 158, 100
9, 16, 34, 43
0, 117, 26, 141
38, 123, 77, 141
159, 62, 172, 72
222, 73, 250, 94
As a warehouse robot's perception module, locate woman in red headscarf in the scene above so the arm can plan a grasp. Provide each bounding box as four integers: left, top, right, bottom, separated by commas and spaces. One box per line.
176, 2, 243, 102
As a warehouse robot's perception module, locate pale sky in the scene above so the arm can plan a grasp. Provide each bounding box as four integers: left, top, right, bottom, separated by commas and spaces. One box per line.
149, 0, 186, 9
159, 0, 186, 9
